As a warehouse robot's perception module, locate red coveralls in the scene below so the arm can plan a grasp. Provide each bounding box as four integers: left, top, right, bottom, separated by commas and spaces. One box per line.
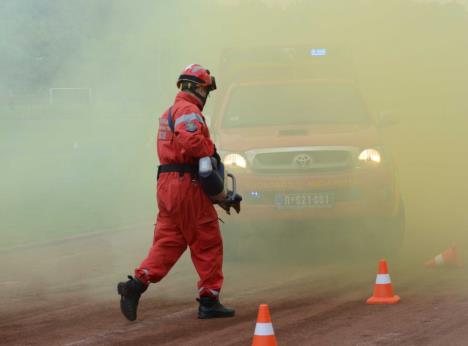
135, 91, 223, 298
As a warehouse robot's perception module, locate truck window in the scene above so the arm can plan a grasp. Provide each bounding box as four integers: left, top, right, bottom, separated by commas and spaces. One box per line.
222, 83, 370, 128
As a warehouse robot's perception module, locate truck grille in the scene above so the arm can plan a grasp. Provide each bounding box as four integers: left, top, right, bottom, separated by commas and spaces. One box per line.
247, 147, 356, 174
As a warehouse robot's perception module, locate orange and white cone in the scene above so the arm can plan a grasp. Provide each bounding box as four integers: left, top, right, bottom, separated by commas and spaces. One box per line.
425, 245, 463, 268
367, 259, 400, 305
252, 304, 278, 346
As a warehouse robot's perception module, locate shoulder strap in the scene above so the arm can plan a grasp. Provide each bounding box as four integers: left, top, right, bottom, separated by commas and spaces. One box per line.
167, 106, 175, 133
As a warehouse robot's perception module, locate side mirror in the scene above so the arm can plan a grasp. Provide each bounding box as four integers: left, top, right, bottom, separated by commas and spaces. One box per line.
378, 110, 400, 127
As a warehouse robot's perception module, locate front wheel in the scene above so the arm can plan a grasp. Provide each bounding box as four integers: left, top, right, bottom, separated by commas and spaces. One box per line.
386, 198, 406, 255
221, 222, 260, 262
360, 198, 406, 259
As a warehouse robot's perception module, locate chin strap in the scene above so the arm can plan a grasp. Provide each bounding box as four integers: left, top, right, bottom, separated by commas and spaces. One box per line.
180, 82, 209, 108
190, 87, 209, 107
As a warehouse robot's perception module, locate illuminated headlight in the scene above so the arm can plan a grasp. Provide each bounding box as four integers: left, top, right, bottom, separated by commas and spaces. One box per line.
358, 148, 381, 164
224, 153, 247, 168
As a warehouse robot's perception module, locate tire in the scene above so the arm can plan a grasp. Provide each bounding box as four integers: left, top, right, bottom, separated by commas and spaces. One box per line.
221, 222, 259, 262
221, 220, 297, 262
384, 197, 406, 256
359, 197, 406, 260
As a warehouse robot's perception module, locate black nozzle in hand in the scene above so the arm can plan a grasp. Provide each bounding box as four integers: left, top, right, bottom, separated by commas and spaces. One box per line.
224, 191, 242, 214
218, 194, 242, 215
218, 173, 242, 215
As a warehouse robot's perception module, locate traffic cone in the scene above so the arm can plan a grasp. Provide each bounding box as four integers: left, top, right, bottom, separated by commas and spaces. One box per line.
252, 304, 278, 346
425, 245, 463, 268
367, 259, 400, 305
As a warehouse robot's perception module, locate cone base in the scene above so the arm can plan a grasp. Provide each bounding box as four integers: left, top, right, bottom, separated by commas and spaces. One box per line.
252, 335, 278, 346
425, 262, 463, 268
367, 295, 400, 305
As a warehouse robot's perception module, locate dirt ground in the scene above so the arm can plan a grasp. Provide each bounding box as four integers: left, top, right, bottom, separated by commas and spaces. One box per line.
1, 226, 468, 346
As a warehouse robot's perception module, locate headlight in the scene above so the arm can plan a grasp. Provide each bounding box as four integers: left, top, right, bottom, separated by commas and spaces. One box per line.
358, 148, 381, 164
224, 153, 247, 168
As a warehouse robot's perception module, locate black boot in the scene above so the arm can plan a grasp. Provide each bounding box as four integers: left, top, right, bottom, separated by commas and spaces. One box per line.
117, 275, 148, 321
197, 296, 235, 319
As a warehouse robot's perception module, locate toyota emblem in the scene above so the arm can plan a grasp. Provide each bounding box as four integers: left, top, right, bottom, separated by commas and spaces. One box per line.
293, 153, 313, 168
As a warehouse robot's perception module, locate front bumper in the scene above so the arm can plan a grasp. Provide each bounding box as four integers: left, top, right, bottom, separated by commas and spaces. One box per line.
222, 166, 400, 221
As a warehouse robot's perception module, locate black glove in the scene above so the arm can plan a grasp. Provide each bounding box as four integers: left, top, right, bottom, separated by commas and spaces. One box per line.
217, 191, 242, 215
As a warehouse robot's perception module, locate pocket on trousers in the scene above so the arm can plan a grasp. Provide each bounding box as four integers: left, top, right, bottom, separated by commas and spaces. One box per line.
197, 221, 222, 251
198, 203, 218, 225
157, 178, 182, 214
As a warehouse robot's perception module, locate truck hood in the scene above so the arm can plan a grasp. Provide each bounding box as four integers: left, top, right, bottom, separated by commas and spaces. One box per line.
217, 124, 381, 151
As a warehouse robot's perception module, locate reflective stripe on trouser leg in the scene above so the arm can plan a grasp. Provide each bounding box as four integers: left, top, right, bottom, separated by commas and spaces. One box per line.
199, 287, 220, 297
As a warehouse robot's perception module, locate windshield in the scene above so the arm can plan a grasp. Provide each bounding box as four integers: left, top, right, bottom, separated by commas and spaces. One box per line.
221, 83, 370, 128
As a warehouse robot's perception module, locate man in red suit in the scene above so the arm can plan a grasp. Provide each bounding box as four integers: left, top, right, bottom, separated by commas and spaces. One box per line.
117, 64, 234, 321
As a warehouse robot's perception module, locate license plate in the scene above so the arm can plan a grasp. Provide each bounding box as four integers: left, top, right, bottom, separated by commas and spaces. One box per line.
275, 192, 335, 209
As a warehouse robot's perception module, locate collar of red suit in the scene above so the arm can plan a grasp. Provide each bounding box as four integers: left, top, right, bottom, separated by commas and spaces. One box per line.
175, 91, 204, 111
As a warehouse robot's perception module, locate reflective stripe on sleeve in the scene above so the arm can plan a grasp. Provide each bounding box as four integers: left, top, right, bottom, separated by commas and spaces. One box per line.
254, 322, 275, 336
375, 274, 391, 284
174, 113, 205, 129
